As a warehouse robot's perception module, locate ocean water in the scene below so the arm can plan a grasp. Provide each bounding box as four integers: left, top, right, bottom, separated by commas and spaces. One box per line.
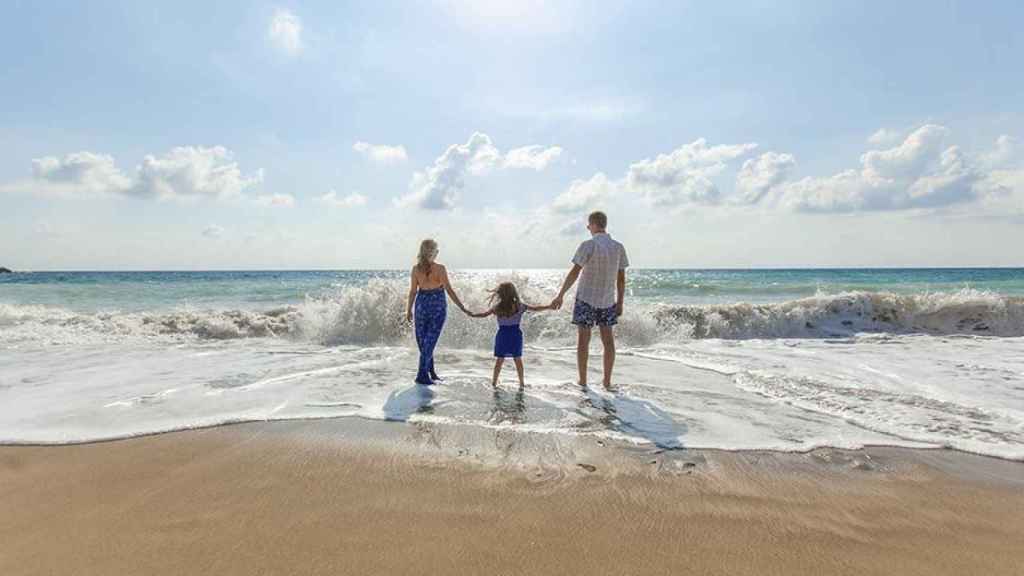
1, 268, 1023, 460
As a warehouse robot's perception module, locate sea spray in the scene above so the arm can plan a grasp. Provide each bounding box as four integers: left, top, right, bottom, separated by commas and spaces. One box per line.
4, 283, 1023, 348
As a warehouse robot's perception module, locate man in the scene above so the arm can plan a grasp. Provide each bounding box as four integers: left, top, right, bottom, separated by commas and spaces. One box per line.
551, 211, 629, 389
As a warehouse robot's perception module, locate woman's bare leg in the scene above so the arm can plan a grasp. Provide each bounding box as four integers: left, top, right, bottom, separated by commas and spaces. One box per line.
513, 357, 524, 387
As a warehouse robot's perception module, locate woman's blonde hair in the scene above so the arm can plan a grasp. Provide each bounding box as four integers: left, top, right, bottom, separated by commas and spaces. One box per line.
488, 282, 521, 318
417, 239, 438, 275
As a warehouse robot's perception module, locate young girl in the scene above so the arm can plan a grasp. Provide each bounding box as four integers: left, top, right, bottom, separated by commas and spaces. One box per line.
469, 282, 552, 387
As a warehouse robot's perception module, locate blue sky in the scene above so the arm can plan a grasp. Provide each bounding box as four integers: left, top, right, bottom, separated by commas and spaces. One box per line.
1, 0, 1022, 269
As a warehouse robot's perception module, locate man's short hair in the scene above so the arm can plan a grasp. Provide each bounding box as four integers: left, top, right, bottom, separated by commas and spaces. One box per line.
588, 211, 607, 229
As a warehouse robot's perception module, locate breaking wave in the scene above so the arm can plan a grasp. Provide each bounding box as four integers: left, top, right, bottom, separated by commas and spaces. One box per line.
3, 281, 1023, 347
652, 289, 1024, 339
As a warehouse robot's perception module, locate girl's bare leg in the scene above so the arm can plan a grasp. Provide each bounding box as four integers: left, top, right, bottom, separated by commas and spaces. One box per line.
492, 358, 504, 386
513, 357, 524, 386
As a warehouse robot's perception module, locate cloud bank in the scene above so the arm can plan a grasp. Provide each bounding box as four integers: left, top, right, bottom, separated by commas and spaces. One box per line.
25, 146, 263, 201
779, 125, 985, 212
549, 124, 1020, 216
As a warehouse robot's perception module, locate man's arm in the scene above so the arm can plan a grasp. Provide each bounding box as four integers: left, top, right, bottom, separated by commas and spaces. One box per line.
616, 269, 626, 316
551, 264, 582, 309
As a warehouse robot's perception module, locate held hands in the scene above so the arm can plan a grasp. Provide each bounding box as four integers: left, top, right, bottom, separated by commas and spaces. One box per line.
550, 295, 564, 310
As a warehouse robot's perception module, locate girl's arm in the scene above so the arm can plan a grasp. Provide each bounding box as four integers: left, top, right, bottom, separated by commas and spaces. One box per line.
440, 266, 469, 313
406, 267, 418, 323
468, 308, 494, 319
523, 302, 553, 312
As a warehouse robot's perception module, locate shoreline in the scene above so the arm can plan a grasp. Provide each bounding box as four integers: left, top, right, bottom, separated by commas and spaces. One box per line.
3, 419, 1022, 575
2, 413, 1023, 467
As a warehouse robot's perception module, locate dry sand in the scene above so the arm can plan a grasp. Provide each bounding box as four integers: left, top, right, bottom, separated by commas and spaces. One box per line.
2, 419, 1022, 575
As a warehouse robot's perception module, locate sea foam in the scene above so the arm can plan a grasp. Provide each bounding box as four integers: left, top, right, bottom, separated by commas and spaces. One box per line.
3, 283, 1022, 349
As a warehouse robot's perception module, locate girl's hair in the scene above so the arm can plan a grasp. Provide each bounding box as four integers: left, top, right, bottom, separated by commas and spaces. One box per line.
488, 282, 521, 318
416, 239, 438, 275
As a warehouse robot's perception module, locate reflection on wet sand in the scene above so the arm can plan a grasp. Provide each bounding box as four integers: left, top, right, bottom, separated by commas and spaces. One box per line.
383, 385, 435, 421
489, 385, 527, 425
578, 385, 686, 449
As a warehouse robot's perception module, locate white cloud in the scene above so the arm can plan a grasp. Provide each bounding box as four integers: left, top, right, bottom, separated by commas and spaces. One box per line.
867, 127, 902, 146
547, 138, 759, 212
735, 151, 797, 204
982, 135, 1017, 168
30, 151, 132, 195
268, 9, 302, 56
132, 146, 263, 200
861, 124, 948, 180
551, 172, 617, 213
353, 141, 408, 165
317, 190, 368, 207
626, 139, 758, 206
395, 132, 561, 210
503, 145, 563, 170
780, 124, 985, 212
255, 193, 295, 207
396, 133, 497, 209
202, 224, 225, 238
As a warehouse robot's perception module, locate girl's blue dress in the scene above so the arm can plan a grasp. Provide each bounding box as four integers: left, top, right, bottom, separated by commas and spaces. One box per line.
494, 303, 525, 358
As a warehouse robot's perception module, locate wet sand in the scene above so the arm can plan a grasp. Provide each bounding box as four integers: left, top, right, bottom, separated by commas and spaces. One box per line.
2, 419, 1022, 575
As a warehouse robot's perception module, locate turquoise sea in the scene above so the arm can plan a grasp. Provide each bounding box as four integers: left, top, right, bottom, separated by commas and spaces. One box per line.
3, 267, 1023, 312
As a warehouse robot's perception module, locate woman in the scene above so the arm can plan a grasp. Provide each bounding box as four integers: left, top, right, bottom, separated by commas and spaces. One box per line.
406, 239, 469, 385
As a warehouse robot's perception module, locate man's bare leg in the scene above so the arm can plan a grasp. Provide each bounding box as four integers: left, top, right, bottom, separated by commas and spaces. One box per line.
599, 325, 616, 389
577, 326, 592, 386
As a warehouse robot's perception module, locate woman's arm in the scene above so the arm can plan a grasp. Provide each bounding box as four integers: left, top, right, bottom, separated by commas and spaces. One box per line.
406, 267, 418, 323
440, 266, 468, 313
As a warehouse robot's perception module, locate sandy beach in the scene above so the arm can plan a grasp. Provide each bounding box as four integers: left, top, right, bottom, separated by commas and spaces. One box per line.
2, 418, 1022, 576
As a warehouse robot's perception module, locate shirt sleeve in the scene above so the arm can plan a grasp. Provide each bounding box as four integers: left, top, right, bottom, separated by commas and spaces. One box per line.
572, 240, 593, 267
619, 244, 630, 269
